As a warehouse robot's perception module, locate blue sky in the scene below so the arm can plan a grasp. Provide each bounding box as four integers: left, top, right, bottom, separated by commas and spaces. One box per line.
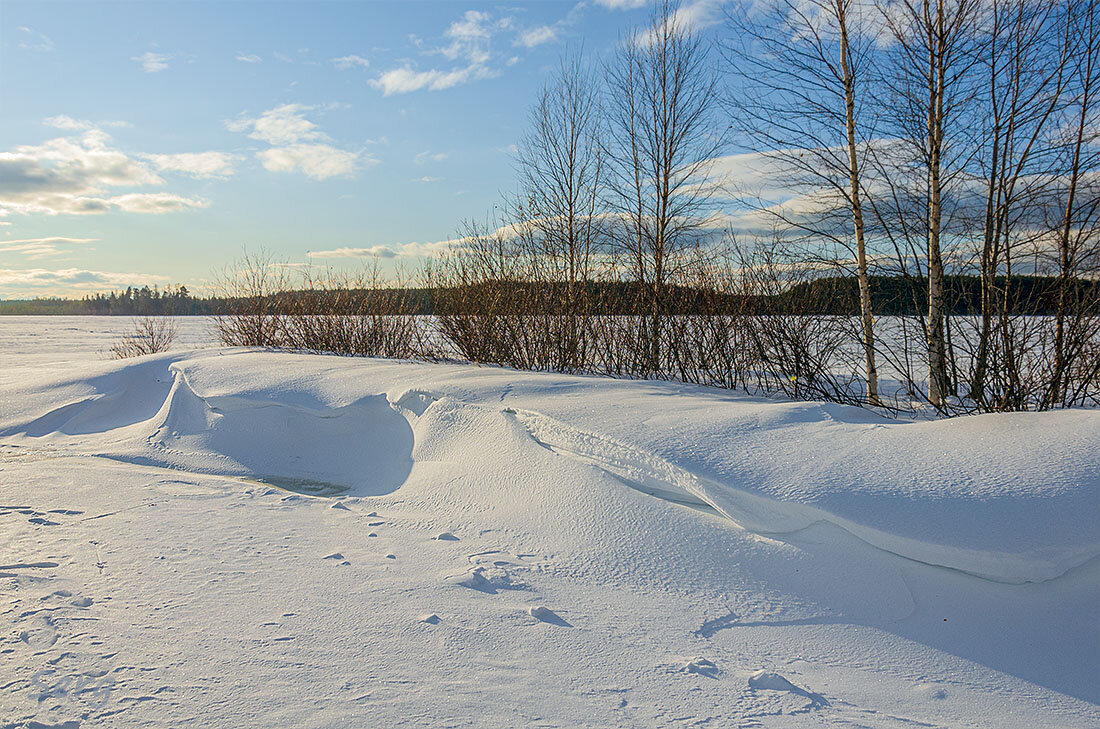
0, 0, 728, 298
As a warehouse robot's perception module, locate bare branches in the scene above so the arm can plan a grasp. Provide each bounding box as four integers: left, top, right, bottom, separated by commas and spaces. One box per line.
724, 0, 884, 403
605, 1, 724, 370
189, 0, 1097, 417
110, 316, 177, 359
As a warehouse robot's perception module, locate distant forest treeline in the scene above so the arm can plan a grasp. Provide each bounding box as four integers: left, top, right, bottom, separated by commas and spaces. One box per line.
1, 276, 1094, 316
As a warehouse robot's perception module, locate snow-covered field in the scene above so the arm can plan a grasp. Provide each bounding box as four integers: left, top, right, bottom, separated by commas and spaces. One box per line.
0, 316, 1097, 728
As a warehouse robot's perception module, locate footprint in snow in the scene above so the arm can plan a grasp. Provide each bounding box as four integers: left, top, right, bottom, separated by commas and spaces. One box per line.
680, 657, 720, 678
748, 670, 829, 708
434, 532, 459, 541
449, 566, 525, 594
17, 615, 59, 650
466, 549, 547, 569
528, 606, 571, 627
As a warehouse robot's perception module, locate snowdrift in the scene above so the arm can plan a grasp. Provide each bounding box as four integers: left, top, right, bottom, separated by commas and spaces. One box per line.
2, 337, 1098, 725
2, 349, 1096, 584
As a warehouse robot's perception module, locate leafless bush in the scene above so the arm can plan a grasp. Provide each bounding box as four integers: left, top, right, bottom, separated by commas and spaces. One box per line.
110, 316, 178, 359
732, 242, 869, 405
212, 251, 290, 348
213, 251, 435, 360
284, 262, 435, 360
432, 215, 600, 372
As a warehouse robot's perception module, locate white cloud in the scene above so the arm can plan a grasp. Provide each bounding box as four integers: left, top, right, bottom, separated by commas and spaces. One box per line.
672, 0, 724, 31
43, 116, 131, 131
109, 192, 207, 213
311, 237, 461, 260
236, 53, 263, 63
17, 26, 54, 52
446, 10, 495, 39
227, 104, 323, 145
371, 64, 498, 95
0, 267, 171, 297
144, 151, 241, 178
227, 104, 366, 180
0, 237, 97, 260
439, 9, 513, 64
636, 0, 724, 44
594, 0, 647, 8
414, 150, 448, 165
131, 52, 171, 73
371, 8, 513, 95
257, 144, 365, 181
516, 26, 557, 48
410, 176, 442, 183
0, 130, 206, 216
332, 54, 370, 70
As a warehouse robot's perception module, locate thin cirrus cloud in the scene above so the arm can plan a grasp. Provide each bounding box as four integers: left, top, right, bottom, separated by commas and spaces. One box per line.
235, 53, 263, 63
414, 150, 448, 165
44, 115, 132, 131
17, 26, 55, 52
131, 51, 171, 73
372, 64, 498, 95
331, 55, 370, 70
515, 26, 557, 48
0, 237, 98, 260
0, 267, 171, 296
0, 125, 208, 217
371, 9, 515, 96
311, 238, 456, 260
144, 151, 241, 178
226, 104, 369, 180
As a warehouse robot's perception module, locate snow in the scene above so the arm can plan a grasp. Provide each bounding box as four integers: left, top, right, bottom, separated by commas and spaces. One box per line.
0, 316, 1097, 728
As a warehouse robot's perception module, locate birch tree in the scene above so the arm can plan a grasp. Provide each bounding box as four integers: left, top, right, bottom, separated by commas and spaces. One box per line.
1048, 0, 1100, 406
606, 1, 722, 373
513, 50, 605, 369
724, 0, 883, 404
878, 0, 981, 409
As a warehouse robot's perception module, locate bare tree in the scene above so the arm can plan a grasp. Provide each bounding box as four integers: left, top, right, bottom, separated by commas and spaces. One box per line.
512, 50, 606, 369
1048, 0, 1100, 406
724, 0, 883, 404
605, 0, 723, 372
963, 0, 1072, 408
877, 0, 981, 409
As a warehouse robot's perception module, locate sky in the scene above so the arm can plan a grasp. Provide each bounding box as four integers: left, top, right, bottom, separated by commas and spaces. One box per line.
0, 0, 730, 299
